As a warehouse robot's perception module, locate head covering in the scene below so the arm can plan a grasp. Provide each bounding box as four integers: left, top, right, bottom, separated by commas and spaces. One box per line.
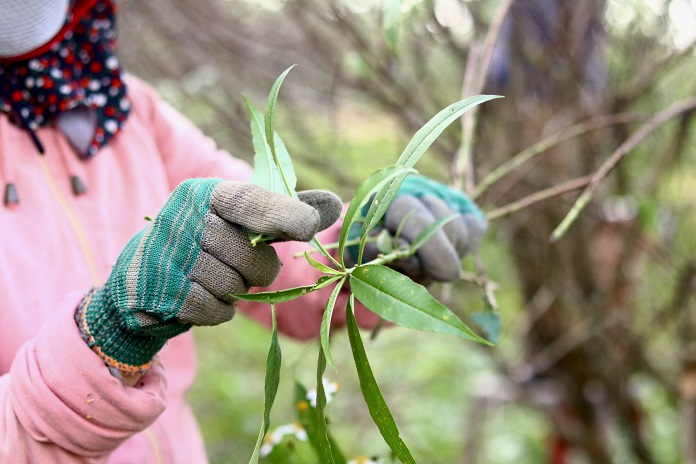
0, 0, 130, 158
0, 0, 70, 58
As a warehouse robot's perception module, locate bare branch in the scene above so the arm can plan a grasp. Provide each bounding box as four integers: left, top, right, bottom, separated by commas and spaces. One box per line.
551, 97, 696, 242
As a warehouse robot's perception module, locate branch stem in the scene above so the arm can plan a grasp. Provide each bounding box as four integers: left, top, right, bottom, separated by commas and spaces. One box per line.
550, 97, 696, 242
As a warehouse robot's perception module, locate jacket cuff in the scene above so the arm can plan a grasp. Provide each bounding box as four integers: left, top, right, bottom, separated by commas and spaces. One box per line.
9, 291, 167, 457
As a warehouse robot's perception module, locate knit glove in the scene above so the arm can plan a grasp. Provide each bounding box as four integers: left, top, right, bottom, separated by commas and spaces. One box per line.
76, 178, 342, 376
347, 175, 487, 283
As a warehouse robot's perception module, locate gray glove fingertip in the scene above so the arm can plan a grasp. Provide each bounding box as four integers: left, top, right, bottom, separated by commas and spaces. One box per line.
212, 182, 321, 242
386, 196, 461, 282
178, 281, 236, 327
297, 190, 343, 232
420, 194, 469, 257
462, 214, 488, 253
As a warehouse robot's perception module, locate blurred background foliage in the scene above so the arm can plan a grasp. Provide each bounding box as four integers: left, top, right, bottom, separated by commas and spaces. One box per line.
118, 0, 696, 462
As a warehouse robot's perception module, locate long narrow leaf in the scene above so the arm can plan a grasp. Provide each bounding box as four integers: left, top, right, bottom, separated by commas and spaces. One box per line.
294, 383, 347, 464
338, 166, 416, 266
245, 95, 281, 193
350, 265, 492, 345
232, 276, 341, 303
272, 132, 298, 197
320, 277, 347, 371
265, 65, 298, 198
346, 295, 416, 464
305, 251, 342, 275
245, 95, 284, 245
396, 95, 502, 167
358, 95, 501, 254
249, 306, 282, 463
408, 213, 460, 253
315, 348, 335, 463
358, 169, 411, 258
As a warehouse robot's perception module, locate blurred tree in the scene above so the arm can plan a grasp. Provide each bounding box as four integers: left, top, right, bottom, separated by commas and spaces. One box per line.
118, 0, 696, 462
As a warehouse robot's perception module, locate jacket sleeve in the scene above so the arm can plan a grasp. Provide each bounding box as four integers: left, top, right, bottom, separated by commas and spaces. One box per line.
0, 292, 167, 463
132, 75, 381, 339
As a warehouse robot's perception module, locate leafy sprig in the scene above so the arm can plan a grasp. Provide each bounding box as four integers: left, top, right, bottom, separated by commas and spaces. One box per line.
240, 65, 501, 463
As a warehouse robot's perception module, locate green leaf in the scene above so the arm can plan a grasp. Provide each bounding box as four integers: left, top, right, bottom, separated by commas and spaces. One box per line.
396, 95, 503, 167
271, 132, 297, 197
338, 165, 416, 266
320, 277, 347, 371
408, 213, 459, 253
305, 252, 342, 275
471, 292, 501, 344
359, 169, 411, 258
231, 276, 342, 303
265, 65, 298, 199
346, 295, 416, 464
314, 348, 335, 464
294, 383, 347, 464
383, 0, 402, 53
350, 265, 492, 345
249, 306, 282, 463
357, 95, 501, 255
245, 94, 284, 246
245, 95, 282, 194
471, 311, 501, 345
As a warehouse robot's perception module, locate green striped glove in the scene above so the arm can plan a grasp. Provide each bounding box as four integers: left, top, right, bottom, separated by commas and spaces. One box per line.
75, 178, 342, 376
347, 175, 487, 283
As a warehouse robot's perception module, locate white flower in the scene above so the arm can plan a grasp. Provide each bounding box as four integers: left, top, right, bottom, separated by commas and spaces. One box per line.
348, 457, 382, 464
306, 377, 341, 407
259, 422, 307, 458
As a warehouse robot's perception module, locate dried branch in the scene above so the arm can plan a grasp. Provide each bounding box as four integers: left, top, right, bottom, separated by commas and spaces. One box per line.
473, 112, 646, 199
551, 97, 696, 242
452, 0, 514, 193
486, 174, 592, 221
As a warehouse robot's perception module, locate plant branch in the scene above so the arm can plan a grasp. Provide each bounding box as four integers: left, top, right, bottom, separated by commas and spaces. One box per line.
452, 0, 514, 193
550, 97, 696, 242
486, 175, 593, 221
473, 112, 646, 199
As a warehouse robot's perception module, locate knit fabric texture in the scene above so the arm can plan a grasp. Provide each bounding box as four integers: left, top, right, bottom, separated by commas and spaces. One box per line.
346, 175, 488, 280
0, 0, 69, 57
78, 178, 339, 373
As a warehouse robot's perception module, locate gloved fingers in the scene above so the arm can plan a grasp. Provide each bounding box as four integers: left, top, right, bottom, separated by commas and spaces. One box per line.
385, 196, 461, 282
201, 214, 281, 288
211, 182, 320, 242
420, 194, 470, 257
463, 214, 488, 254
297, 190, 343, 232
178, 281, 237, 326
387, 237, 427, 282
188, 251, 248, 302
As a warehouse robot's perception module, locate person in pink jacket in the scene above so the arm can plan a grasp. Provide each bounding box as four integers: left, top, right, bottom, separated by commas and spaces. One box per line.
0, 1, 488, 462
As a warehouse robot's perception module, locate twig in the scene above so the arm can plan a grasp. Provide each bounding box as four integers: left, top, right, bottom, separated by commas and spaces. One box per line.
451, 0, 514, 193
459, 270, 500, 291
550, 97, 696, 242
473, 112, 646, 199
486, 175, 593, 221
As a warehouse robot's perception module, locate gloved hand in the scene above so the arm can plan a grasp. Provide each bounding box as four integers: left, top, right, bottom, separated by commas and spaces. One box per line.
75, 178, 342, 377
347, 175, 487, 284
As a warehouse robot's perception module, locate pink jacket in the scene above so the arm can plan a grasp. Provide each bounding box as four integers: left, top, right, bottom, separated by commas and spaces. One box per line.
0, 76, 379, 463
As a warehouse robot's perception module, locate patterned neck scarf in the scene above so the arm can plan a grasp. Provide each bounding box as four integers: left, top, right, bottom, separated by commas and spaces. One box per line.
0, 0, 130, 158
